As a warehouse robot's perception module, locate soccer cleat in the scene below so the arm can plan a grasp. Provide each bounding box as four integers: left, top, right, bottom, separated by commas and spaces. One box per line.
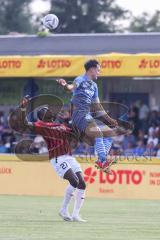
72, 215, 87, 222
95, 159, 103, 170
101, 160, 113, 174
59, 209, 72, 221
95, 159, 114, 174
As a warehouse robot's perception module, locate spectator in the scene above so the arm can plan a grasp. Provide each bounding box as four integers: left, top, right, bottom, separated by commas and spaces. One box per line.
39, 142, 48, 154
133, 140, 146, 156
122, 133, 136, 150
139, 101, 149, 121
33, 135, 44, 153
0, 140, 8, 153
123, 143, 135, 157
147, 132, 159, 147
148, 110, 159, 126
112, 135, 124, 148
144, 142, 157, 157
128, 104, 140, 137
137, 130, 148, 144
156, 144, 160, 157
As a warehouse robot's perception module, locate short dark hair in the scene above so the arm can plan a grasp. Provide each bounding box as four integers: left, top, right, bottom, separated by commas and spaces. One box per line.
84, 59, 99, 71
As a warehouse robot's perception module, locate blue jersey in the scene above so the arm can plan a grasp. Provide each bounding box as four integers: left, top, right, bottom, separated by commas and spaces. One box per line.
72, 74, 98, 110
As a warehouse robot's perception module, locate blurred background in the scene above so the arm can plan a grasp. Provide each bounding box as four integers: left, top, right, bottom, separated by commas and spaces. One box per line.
0, 0, 159, 158
0, 1, 160, 239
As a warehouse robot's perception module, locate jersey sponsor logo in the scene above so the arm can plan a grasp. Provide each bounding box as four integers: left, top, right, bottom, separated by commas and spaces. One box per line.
84, 89, 94, 96
78, 81, 95, 97
79, 81, 94, 90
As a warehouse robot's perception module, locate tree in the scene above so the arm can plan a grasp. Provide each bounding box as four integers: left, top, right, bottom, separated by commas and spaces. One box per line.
0, 0, 36, 34
128, 11, 160, 32
49, 0, 129, 33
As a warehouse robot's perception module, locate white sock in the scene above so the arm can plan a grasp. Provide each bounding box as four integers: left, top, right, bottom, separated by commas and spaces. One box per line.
61, 184, 75, 212
72, 189, 85, 217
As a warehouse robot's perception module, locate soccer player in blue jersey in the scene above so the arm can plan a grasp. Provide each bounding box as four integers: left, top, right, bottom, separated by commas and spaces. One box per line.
57, 59, 118, 172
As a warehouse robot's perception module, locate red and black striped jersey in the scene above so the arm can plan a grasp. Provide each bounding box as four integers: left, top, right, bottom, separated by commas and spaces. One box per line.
34, 121, 72, 159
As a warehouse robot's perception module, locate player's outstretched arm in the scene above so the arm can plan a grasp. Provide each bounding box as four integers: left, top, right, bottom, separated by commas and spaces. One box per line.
56, 78, 76, 91
19, 96, 35, 131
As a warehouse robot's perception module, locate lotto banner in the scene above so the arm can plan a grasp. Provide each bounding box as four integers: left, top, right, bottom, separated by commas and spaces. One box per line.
0, 160, 160, 199
1, 54, 160, 77
82, 164, 160, 199
97, 53, 160, 77
0, 55, 84, 77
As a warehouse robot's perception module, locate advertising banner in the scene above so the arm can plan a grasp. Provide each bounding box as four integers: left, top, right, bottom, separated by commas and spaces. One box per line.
0, 54, 160, 77
0, 160, 160, 199
82, 164, 160, 199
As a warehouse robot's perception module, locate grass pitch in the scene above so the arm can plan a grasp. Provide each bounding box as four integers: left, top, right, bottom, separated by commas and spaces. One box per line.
0, 195, 160, 240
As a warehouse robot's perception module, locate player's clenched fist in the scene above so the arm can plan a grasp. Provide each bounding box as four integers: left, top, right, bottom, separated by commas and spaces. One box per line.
56, 78, 67, 87
20, 95, 30, 108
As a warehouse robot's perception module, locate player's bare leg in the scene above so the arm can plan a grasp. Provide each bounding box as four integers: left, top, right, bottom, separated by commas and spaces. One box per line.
85, 120, 132, 139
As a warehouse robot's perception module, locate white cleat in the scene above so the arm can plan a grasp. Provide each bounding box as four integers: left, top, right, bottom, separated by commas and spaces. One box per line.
59, 209, 72, 221
72, 215, 87, 222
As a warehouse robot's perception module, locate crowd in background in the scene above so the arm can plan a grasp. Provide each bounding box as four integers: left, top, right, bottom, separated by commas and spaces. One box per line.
0, 101, 160, 157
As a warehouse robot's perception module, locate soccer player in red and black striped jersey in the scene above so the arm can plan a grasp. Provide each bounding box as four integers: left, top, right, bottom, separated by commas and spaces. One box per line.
34, 119, 72, 159
19, 96, 87, 222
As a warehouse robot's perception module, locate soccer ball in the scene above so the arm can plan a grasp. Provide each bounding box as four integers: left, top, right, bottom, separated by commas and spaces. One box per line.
41, 14, 59, 30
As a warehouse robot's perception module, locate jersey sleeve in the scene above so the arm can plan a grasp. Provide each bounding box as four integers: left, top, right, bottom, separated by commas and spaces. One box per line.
34, 121, 72, 138
33, 122, 41, 135
73, 76, 84, 88
92, 84, 99, 102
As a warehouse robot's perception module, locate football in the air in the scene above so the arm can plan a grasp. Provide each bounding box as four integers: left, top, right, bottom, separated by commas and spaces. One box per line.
41, 14, 59, 30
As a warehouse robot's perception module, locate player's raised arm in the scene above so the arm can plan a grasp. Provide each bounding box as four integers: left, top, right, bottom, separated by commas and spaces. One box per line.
56, 78, 76, 91
19, 96, 35, 131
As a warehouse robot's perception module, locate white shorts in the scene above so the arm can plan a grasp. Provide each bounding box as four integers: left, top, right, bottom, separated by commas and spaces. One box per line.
50, 155, 82, 178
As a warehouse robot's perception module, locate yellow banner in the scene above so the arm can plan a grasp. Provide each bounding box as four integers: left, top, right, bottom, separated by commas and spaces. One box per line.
82, 164, 160, 199
97, 53, 160, 76
0, 161, 160, 199
1, 54, 160, 77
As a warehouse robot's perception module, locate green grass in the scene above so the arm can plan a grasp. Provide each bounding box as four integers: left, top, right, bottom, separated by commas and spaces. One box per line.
0, 195, 160, 240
